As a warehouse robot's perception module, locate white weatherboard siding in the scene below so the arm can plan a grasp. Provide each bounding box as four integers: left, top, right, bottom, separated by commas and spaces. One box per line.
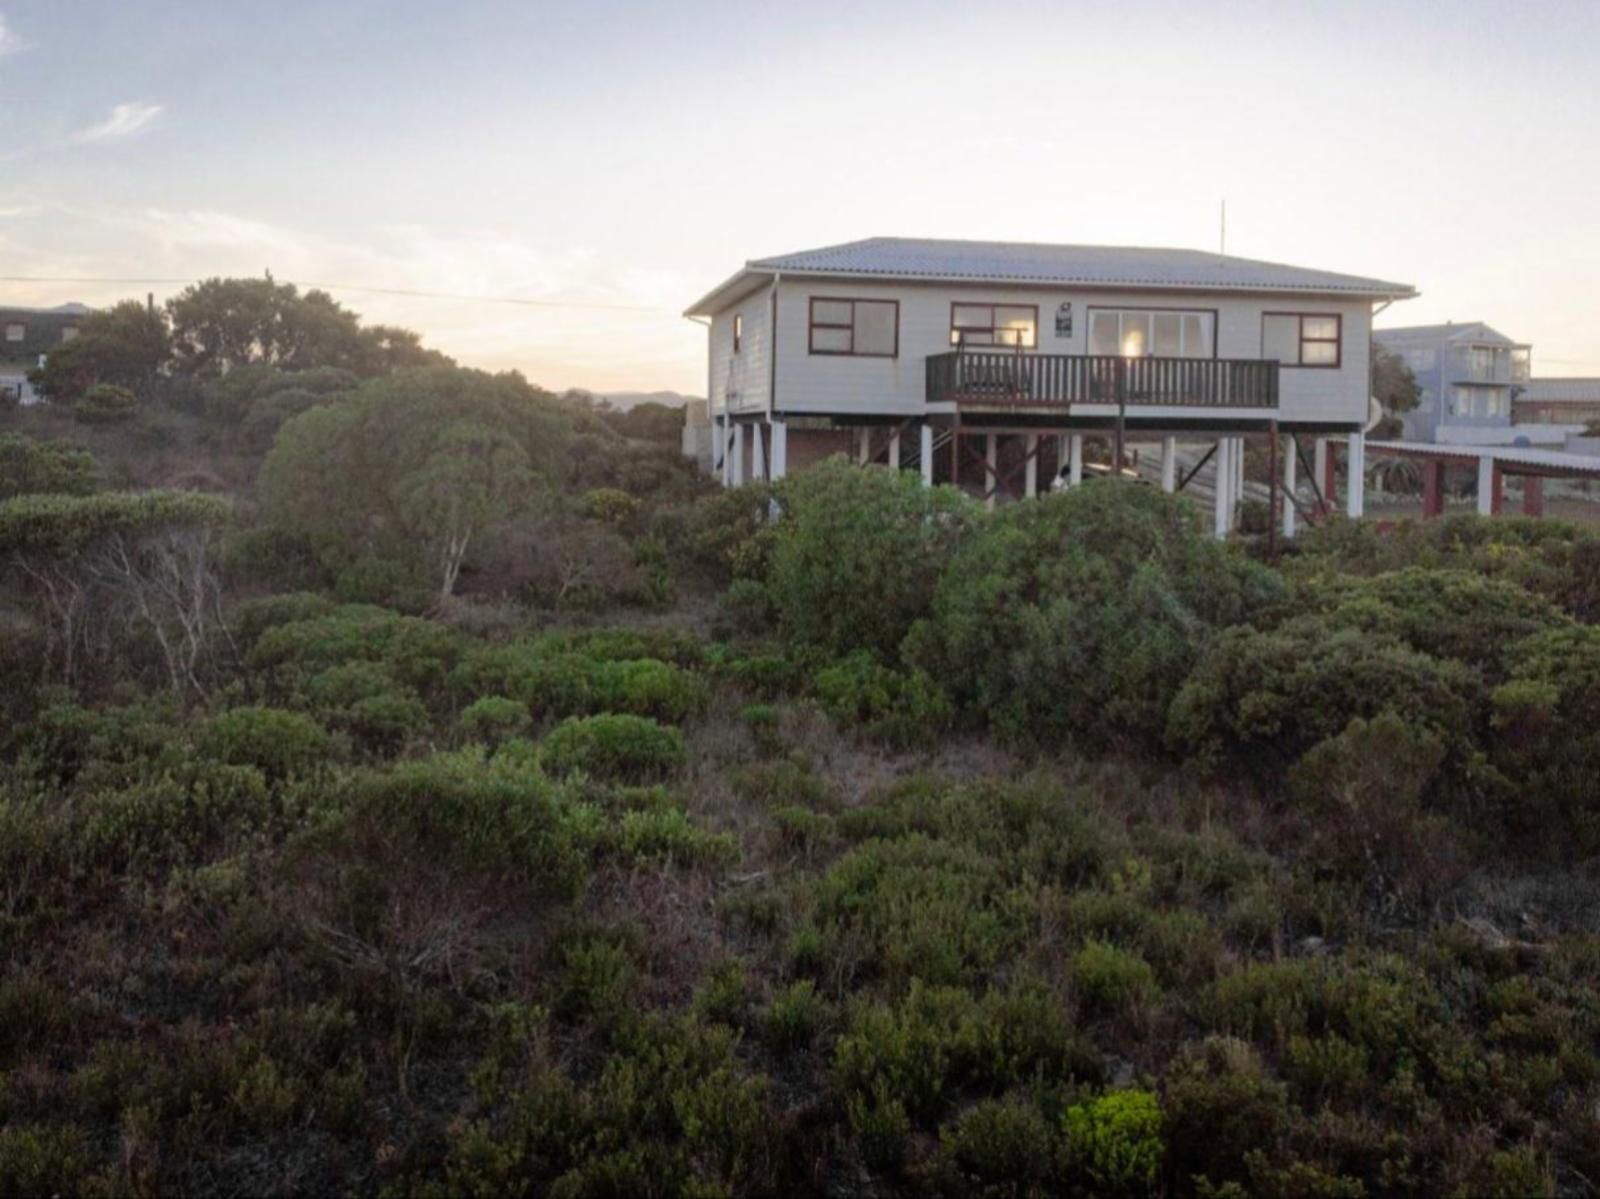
704, 279, 1375, 427
708, 286, 772, 417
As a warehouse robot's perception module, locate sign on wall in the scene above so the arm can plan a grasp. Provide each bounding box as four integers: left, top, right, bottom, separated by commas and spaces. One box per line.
1055, 302, 1073, 338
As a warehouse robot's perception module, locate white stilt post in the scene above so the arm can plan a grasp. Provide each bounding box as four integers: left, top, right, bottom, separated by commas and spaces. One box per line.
1477, 454, 1496, 517
856, 427, 870, 465
1282, 434, 1298, 539
920, 424, 934, 486
1025, 434, 1039, 498
985, 434, 998, 511
1233, 436, 1245, 512
770, 420, 788, 481
1213, 436, 1232, 539
1346, 432, 1365, 519
889, 430, 901, 470
718, 415, 731, 487
752, 421, 767, 481
731, 422, 745, 486
1160, 436, 1178, 492
1314, 438, 1330, 508
1068, 435, 1084, 486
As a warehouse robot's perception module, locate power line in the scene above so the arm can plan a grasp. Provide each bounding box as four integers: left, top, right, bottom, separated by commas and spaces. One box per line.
0, 275, 671, 313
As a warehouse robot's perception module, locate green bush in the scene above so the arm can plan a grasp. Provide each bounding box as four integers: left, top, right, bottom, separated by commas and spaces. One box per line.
812, 651, 952, 747
452, 643, 706, 723
1166, 615, 1482, 777
0, 433, 99, 499
1062, 1089, 1164, 1198
1161, 1036, 1289, 1190
763, 980, 826, 1052
940, 1096, 1061, 1194
247, 604, 463, 695
540, 715, 686, 782
73, 382, 138, 424
198, 706, 331, 781
1491, 625, 1600, 854
906, 484, 1282, 747
1072, 940, 1157, 1016
617, 806, 734, 867
231, 591, 337, 649
460, 695, 532, 745
766, 458, 975, 658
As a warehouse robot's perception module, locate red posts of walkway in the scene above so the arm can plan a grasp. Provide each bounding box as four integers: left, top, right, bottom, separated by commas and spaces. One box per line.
1523, 476, 1545, 518
1422, 460, 1444, 519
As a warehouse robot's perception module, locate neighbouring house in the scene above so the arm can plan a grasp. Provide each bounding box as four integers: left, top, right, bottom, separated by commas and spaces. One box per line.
0, 302, 91, 405
1516, 377, 1600, 429
685, 237, 1416, 536
1372, 321, 1539, 445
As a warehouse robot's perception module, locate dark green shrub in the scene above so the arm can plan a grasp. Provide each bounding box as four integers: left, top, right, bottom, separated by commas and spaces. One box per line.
940, 1095, 1062, 1195
1072, 940, 1157, 1016
1302, 567, 1568, 680
0, 433, 99, 499
617, 806, 734, 866
460, 695, 532, 745
452, 643, 706, 723
1491, 626, 1600, 854
763, 980, 827, 1052
684, 481, 779, 583
230, 591, 337, 648
766, 458, 975, 658
1166, 615, 1482, 777
73, 382, 138, 423
813, 650, 952, 747
198, 706, 331, 780
247, 604, 463, 694
540, 715, 686, 782
907, 484, 1282, 747
1162, 1036, 1290, 1190
0, 1124, 89, 1195
834, 984, 979, 1125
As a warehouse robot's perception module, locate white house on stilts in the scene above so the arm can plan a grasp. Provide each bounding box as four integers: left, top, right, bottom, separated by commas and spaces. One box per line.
685, 238, 1417, 537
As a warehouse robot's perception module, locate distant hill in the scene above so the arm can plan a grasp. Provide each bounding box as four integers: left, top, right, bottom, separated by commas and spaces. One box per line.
601, 391, 704, 411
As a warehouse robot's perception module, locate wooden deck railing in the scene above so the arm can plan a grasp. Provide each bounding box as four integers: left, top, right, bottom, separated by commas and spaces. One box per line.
925, 351, 1279, 409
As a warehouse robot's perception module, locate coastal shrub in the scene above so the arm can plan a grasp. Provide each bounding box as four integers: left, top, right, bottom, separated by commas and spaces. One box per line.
540, 714, 686, 782
198, 706, 330, 781
1166, 615, 1482, 777
1491, 625, 1600, 854
459, 695, 531, 745
73, 383, 138, 424
0, 434, 99, 499
1061, 1089, 1164, 1199
1162, 1036, 1290, 1190
1072, 940, 1157, 1016
452, 643, 705, 722
940, 1096, 1061, 1194
247, 604, 463, 694
812, 650, 952, 747
907, 484, 1282, 747
766, 458, 975, 658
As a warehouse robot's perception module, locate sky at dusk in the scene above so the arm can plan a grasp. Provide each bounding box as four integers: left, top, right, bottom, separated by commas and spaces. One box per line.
1, 0, 1597, 395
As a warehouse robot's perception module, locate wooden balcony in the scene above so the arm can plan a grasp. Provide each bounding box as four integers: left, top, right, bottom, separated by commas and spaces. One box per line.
925, 350, 1279, 410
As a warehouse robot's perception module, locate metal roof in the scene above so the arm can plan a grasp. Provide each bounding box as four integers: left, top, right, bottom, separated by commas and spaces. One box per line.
686, 236, 1417, 315
1368, 440, 1600, 476
1374, 321, 1522, 347
1520, 377, 1600, 404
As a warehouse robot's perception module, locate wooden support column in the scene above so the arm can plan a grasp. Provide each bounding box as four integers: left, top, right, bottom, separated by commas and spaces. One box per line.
1315, 438, 1334, 512
769, 420, 788, 481
1160, 436, 1178, 492
984, 434, 998, 511
752, 420, 767, 481
919, 424, 933, 486
717, 415, 730, 487
1422, 459, 1444, 518
888, 430, 901, 470
1346, 433, 1365, 519
731, 421, 745, 487
1282, 433, 1298, 539
1024, 434, 1039, 498
856, 427, 870, 465
1522, 475, 1544, 517
1068, 434, 1084, 486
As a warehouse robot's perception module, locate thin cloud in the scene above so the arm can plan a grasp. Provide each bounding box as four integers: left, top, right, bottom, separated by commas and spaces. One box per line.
72, 102, 164, 144
0, 14, 29, 55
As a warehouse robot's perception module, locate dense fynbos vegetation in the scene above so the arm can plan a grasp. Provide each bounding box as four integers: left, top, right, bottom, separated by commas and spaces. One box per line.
5, 290, 1600, 1195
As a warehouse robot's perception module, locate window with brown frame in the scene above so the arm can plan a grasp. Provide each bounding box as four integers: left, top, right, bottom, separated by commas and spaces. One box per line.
733, 313, 742, 354
1262, 312, 1342, 368
808, 297, 898, 357
950, 302, 1038, 348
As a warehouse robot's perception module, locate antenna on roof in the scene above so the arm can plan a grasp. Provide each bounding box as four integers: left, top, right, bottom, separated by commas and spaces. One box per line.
1219, 199, 1227, 258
